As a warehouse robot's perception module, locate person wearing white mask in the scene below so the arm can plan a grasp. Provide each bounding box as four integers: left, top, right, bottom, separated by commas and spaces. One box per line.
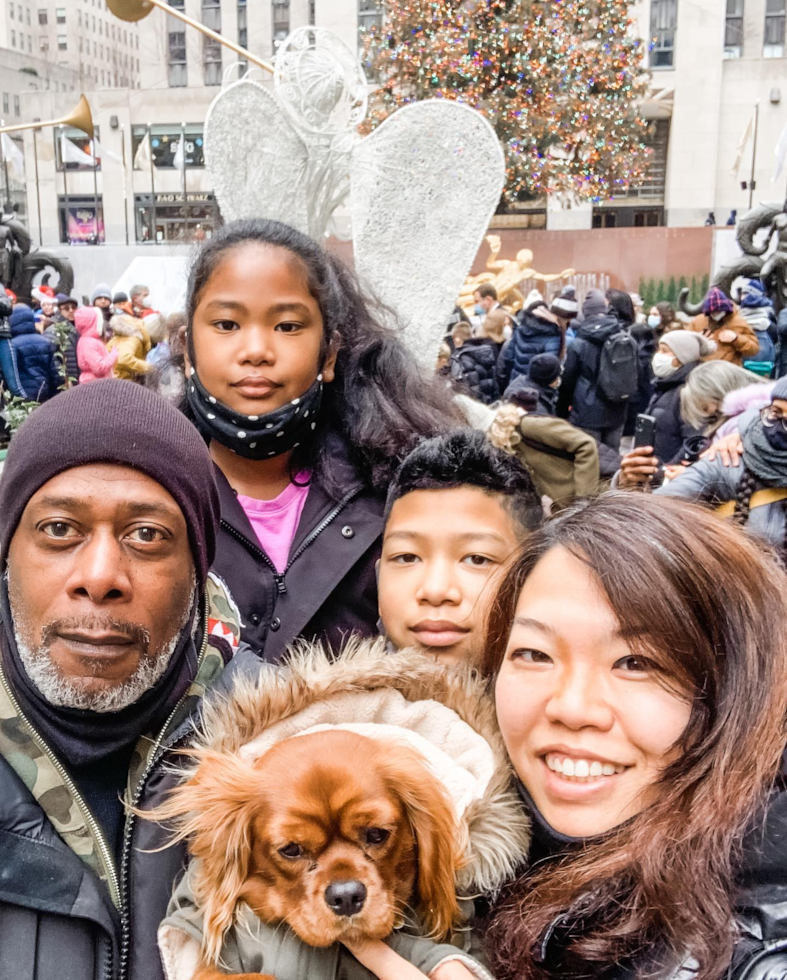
617, 330, 716, 486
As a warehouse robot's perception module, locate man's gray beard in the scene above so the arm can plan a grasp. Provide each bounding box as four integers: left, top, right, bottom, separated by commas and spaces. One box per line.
7, 575, 197, 714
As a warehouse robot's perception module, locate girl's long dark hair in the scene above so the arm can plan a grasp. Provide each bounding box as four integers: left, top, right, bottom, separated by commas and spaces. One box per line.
481, 493, 787, 980
184, 219, 462, 495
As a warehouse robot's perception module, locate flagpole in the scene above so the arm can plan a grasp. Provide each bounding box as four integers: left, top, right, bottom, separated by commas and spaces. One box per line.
60, 126, 71, 244
121, 124, 129, 245
92, 138, 100, 244
148, 121, 157, 242
181, 120, 187, 240
32, 126, 43, 244
750, 100, 761, 211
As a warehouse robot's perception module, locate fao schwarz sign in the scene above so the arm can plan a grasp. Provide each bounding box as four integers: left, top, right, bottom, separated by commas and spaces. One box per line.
153, 193, 212, 204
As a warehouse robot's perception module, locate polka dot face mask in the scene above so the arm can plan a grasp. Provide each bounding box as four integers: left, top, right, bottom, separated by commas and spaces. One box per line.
186, 370, 323, 460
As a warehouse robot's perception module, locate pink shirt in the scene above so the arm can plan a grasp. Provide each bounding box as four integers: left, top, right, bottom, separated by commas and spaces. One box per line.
237, 475, 311, 574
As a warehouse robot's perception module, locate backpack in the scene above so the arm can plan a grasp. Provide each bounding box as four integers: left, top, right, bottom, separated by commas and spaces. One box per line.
597, 331, 638, 403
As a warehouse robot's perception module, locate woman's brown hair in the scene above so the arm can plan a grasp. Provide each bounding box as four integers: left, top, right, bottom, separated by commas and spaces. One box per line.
481, 492, 787, 980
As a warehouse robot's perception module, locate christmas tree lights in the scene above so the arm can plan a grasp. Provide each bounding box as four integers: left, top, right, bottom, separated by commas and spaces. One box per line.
361, 0, 652, 206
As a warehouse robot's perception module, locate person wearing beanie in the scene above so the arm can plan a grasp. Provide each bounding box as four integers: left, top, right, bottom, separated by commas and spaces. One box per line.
557, 288, 631, 450
737, 279, 777, 370
75, 305, 119, 383
491, 373, 600, 509
90, 281, 114, 332
8, 303, 62, 402
550, 284, 578, 322
0, 380, 252, 980
527, 352, 562, 415
690, 286, 759, 365
498, 290, 569, 392
644, 374, 787, 553
107, 308, 152, 381
47, 292, 80, 382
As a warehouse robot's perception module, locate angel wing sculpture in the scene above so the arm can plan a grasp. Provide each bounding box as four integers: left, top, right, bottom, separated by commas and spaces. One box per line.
203, 27, 506, 371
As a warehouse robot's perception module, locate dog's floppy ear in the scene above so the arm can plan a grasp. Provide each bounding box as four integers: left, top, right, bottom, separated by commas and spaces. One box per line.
147, 748, 263, 964
381, 745, 461, 940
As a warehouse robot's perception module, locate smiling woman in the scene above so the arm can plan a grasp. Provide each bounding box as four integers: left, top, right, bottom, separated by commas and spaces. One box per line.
480, 493, 787, 980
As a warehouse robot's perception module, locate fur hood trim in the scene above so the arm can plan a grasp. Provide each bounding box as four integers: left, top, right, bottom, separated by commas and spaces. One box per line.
109, 312, 147, 340
194, 637, 530, 897
721, 381, 775, 419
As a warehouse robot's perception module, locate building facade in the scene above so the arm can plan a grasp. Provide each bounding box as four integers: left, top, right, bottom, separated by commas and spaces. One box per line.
13, 0, 787, 244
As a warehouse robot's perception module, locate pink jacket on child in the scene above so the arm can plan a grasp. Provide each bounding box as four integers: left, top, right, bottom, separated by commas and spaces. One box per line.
75, 306, 118, 383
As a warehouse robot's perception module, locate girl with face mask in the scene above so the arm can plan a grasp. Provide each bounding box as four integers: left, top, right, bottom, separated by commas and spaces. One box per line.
183, 219, 461, 663
654, 376, 787, 554
479, 493, 787, 980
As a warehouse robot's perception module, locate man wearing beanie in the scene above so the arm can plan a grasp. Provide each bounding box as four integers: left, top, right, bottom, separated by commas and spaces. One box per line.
527, 352, 562, 415
91, 281, 114, 331
0, 381, 251, 980
557, 288, 633, 450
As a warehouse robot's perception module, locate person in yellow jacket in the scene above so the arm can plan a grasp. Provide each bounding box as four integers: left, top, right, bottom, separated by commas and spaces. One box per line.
107, 311, 151, 381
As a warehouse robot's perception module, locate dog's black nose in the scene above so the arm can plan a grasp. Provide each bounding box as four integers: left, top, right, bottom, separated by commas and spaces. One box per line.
324, 880, 367, 917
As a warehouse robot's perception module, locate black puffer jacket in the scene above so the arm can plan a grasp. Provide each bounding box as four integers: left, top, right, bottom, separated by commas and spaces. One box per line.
0, 632, 260, 980
450, 337, 501, 404
647, 361, 700, 465
211, 433, 385, 662
557, 313, 628, 432
498, 309, 563, 391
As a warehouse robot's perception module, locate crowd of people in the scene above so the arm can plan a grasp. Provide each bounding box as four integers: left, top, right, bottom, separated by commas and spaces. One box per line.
1, 218, 787, 980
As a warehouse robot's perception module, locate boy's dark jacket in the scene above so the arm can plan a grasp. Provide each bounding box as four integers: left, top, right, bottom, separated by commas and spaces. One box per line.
211, 433, 384, 662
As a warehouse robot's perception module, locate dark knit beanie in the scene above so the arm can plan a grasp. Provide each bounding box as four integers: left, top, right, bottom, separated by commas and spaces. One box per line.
528, 353, 562, 386
0, 380, 220, 585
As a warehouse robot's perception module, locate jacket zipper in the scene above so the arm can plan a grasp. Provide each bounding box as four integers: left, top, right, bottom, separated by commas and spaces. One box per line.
0, 664, 121, 907
220, 484, 363, 597
117, 604, 209, 980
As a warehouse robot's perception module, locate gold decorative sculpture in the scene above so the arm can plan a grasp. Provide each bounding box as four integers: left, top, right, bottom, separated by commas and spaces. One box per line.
459, 234, 575, 313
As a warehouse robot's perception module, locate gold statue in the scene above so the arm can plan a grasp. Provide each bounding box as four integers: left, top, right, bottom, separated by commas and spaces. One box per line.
459, 234, 575, 313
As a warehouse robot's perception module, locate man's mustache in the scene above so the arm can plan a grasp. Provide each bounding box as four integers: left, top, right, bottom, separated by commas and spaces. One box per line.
40, 616, 151, 652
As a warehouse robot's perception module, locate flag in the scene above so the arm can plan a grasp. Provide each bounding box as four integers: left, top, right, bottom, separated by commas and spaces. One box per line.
91, 137, 121, 165
60, 134, 94, 167
731, 113, 754, 178
172, 136, 185, 172
1, 133, 24, 182
774, 119, 787, 182
133, 131, 151, 171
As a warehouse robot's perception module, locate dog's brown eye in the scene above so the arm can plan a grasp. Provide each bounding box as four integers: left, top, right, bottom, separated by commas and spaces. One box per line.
365, 828, 390, 846
278, 843, 303, 859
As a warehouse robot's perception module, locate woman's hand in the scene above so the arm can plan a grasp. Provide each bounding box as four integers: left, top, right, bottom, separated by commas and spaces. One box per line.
701, 431, 743, 467
717, 329, 737, 345
618, 447, 660, 489
343, 937, 429, 979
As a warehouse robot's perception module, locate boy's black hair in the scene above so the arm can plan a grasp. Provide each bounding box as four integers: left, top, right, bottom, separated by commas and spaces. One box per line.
385, 429, 543, 536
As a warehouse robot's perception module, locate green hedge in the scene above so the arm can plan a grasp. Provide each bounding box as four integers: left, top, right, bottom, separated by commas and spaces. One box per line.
638, 274, 710, 310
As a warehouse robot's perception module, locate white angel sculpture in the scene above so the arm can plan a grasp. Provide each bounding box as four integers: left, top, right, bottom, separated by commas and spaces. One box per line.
204, 27, 506, 371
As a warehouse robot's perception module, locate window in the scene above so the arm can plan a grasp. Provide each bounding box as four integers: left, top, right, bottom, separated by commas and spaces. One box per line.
131, 125, 206, 170
26, 9, 30, 25
38, 8, 47, 24
650, 0, 677, 68
39, 35, 48, 50
765, 0, 786, 56
10, 29, 15, 46
166, 28, 187, 86
9, 4, 14, 19
58, 33, 67, 49
18, 4, 22, 19
309, 0, 315, 23
272, 0, 290, 51
202, 0, 221, 31
238, 2, 247, 49
27, 34, 31, 51
13, 95, 20, 116
2, 94, 8, 115
203, 36, 222, 84
78, 9, 82, 25
56, 6, 66, 23
359, 0, 383, 34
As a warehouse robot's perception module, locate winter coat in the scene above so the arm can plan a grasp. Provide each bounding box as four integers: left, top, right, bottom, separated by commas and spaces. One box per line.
625, 327, 658, 435
107, 314, 151, 381
158, 639, 530, 980
76, 308, 119, 383
0, 575, 253, 980
450, 337, 501, 405
689, 311, 759, 365
647, 361, 701, 465
507, 411, 600, 509
8, 305, 61, 402
498, 309, 563, 390
655, 454, 786, 549
211, 433, 384, 662
776, 309, 787, 378
739, 305, 777, 367
44, 319, 79, 384
556, 313, 629, 432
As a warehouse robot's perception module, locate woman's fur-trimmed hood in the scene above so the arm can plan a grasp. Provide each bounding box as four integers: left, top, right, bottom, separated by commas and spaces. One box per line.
193, 637, 530, 898
110, 311, 148, 340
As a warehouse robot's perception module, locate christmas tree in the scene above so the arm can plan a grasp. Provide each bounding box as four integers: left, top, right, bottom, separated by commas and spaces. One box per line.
361, 0, 651, 206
